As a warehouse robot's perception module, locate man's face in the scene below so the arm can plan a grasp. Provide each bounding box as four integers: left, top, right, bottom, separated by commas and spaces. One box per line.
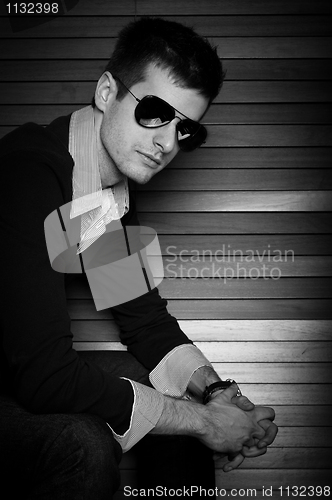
98, 64, 209, 186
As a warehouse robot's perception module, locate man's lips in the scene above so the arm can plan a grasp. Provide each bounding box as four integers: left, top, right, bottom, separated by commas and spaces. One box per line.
137, 151, 162, 168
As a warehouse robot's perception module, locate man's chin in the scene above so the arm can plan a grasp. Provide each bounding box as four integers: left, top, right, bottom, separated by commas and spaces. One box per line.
127, 170, 155, 185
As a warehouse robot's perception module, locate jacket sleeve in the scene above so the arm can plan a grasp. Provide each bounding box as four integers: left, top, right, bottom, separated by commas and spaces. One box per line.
111, 193, 193, 370
1, 152, 134, 434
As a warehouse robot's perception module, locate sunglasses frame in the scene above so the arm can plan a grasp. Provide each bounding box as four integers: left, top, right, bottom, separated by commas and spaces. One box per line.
114, 76, 207, 152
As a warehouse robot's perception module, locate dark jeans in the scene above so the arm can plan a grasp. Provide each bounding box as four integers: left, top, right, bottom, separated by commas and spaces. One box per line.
0, 352, 215, 499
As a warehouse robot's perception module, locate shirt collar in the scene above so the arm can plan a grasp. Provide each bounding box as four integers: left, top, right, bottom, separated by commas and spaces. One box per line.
68, 105, 129, 252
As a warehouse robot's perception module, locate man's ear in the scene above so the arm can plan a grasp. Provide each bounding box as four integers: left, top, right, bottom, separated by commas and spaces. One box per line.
94, 71, 118, 112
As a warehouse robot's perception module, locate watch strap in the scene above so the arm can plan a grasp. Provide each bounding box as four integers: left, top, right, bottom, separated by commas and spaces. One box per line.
202, 379, 238, 405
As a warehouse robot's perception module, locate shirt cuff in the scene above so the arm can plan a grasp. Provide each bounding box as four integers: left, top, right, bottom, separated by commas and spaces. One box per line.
149, 344, 213, 398
106, 378, 165, 453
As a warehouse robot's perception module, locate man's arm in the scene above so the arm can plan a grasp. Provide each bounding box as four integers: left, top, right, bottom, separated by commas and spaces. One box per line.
1, 151, 135, 435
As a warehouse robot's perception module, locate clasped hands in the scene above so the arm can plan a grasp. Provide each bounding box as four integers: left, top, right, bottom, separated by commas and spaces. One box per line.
203, 383, 278, 472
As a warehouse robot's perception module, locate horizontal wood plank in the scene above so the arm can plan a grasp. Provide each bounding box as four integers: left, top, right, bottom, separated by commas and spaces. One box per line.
161, 256, 332, 278
66, 277, 332, 300
169, 299, 332, 319
139, 169, 332, 191
136, 191, 332, 211
214, 363, 332, 384
157, 235, 332, 255
223, 59, 332, 81
1, 82, 331, 104
206, 125, 332, 147
265, 406, 332, 427
158, 277, 332, 299
70, 319, 332, 341
136, 0, 332, 15
1, 37, 331, 59
170, 148, 332, 169
1, 15, 331, 37
69, 298, 332, 319
74, 340, 332, 363
198, 342, 332, 363
216, 83, 332, 104
1, 60, 331, 81
139, 213, 332, 234
205, 104, 332, 123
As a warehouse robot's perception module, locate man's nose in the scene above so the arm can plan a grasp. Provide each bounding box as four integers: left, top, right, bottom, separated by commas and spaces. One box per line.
153, 120, 178, 154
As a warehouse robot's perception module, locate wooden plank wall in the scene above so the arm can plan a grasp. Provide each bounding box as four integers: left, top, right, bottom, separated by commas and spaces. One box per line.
1, 0, 332, 496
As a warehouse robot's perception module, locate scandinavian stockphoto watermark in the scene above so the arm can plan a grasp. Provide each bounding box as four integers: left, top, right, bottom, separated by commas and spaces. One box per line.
44, 198, 164, 311
164, 244, 295, 282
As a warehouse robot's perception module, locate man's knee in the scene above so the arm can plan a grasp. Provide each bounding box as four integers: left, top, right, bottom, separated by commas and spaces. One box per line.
40, 414, 122, 497
0, 400, 123, 499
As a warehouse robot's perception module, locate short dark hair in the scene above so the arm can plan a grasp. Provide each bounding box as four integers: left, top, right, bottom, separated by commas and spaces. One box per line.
95, 17, 224, 105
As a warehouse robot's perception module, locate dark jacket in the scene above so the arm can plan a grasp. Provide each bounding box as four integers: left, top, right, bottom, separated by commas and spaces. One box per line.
0, 114, 191, 434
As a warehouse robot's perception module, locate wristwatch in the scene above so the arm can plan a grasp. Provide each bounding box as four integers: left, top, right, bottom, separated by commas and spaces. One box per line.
202, 379, 241, 405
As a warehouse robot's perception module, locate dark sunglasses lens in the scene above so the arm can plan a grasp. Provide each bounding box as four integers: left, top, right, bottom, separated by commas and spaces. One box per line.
135, 96, 174, 127
177, 121, 207, 152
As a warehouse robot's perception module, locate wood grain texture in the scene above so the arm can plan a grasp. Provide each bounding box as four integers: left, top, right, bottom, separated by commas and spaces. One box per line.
161, 256, 332, 277
206, 125, 332, 147
198, 342, 332, 363
65, 276, 332, 299
1, 15, 331, 37
138, 213, 332, 234
157, 235, 332, 255
71, 319, 332, 341
68, 298, 332, 319
139, 169, 332, 190
2, 82, 330, 104
1, 37, 330, 59
2, 60, 331, 81
169, 148, 332, 169
136, 191, 332, 211
136, 0, 332, 15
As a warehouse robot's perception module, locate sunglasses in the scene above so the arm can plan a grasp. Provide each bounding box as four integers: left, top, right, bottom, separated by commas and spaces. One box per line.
115, 77, 207, 152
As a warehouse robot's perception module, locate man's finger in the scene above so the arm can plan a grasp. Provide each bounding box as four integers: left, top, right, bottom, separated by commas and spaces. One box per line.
242, 445, 267, 458
223, 452, 245, 472
232, 395, 255, 411
253, 406, 276, 422
217, 383, 241, 401
256, 419, 278, 448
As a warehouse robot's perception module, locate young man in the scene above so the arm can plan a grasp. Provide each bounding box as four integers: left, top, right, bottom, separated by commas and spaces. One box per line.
0, 18, 277, 498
